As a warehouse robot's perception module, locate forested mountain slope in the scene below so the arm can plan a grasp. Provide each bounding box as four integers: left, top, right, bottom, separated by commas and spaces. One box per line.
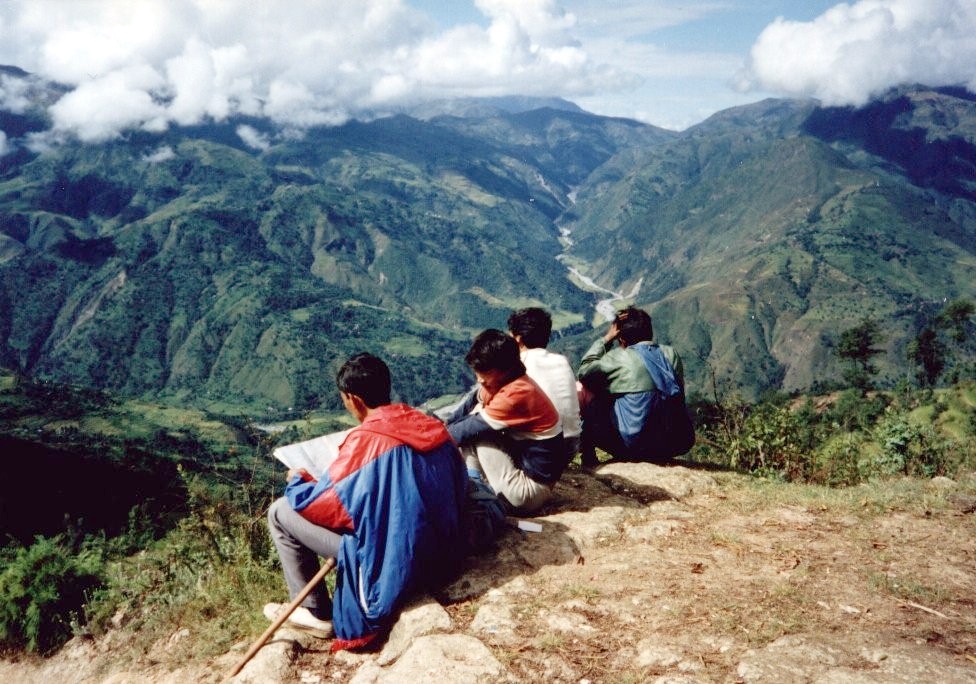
0, 66, 669, 411
564, 87, 976, 396
1, 66, 974, 408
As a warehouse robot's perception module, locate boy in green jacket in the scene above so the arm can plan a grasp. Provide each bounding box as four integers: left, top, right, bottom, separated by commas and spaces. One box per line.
577, 307, 687, 467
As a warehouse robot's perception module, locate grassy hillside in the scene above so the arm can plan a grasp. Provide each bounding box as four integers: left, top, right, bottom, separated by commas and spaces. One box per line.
3, 107, 659, 410
2, 78, 975, 407
564, 89, 976, 398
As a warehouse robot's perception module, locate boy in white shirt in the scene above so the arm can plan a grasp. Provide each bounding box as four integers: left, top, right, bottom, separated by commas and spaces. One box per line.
507, 307, 582, 459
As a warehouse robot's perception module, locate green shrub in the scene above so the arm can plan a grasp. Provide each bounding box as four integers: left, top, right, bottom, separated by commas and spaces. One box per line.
723, 401, 820, 481
83, 472, 285, 660
0, 536, 105, 653
966, 405, 976, 438
812, 434, 865, 486
828, 389, 888, 432
681, 384, 976, 486
870, 413, 953, 478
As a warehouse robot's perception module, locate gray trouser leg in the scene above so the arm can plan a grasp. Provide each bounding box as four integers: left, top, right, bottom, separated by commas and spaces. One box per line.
267, 497, 343, 619
474, 442, 552, 514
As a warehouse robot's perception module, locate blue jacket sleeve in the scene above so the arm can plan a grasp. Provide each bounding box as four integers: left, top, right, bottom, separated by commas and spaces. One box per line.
438, 387, 480, 425
446, 412, 495, 446
285, 473, 318, 510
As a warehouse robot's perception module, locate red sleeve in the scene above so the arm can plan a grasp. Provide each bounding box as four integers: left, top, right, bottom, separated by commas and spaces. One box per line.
298, 428, 401, 531
481, 376, 558, 432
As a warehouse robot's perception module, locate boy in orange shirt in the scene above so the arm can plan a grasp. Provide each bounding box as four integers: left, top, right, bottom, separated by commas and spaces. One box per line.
442, 329, 566, 513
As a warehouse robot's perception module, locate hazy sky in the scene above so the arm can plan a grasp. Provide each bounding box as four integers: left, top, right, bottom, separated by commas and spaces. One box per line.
0, 0, 974, 145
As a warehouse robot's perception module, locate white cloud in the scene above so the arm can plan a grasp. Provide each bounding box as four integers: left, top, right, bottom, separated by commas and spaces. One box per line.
47, 66, 167, 142
0, 130, 9, 156
0, 0, 636, 140
405, 0, 632, 100
143, 145, 176, 163
27, 2, 185, 85
0, 74, 32, 113
16, 0, 967, 137
236, 124, 270, 151
739, 0, 976, 106
24, 129, 65, 154
265, 80, 349, 127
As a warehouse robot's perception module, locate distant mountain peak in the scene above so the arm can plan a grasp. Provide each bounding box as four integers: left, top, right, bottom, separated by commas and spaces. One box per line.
0, 64, 31, 78
396, 95, 584, 121
687, 98, 819, 136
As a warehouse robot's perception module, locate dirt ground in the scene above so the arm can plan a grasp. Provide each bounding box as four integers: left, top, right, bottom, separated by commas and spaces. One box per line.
290, 464, 976, 683
3, 462, 976, 683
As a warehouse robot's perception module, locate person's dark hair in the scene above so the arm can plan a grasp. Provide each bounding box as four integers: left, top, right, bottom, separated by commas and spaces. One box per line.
507, 307, 552, 349
465, 329, 525, 375
336, 352, 391, 408
615, 307, 653, 346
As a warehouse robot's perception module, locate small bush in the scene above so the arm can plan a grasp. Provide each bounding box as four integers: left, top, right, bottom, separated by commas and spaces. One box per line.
869, 414, 953, 478
812, 434, 865, 487
0, 536, 105, 653
722, 401, 820, 481
828, 389, 888, 432
966, 405, 976, 438
694, 383, 976, 486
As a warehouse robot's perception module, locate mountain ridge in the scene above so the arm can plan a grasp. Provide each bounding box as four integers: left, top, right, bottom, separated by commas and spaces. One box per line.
1, 71, 975, 408
562, 85, 976, 395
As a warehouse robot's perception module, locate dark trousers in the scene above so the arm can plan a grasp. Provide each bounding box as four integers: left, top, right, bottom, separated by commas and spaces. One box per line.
579, 392, 629, 464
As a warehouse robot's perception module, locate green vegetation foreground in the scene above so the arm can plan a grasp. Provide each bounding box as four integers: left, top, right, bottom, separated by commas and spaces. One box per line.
0, 372, 974, 669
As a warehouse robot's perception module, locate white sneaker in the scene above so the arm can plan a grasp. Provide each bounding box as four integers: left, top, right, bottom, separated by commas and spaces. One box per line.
263, 602, 334, 639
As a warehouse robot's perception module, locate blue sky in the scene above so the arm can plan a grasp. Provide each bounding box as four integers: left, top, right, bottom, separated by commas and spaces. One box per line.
407, 1, 976, 130
415, 1, 840, 52
0, 0, 974, 146
408, 1, 849, 128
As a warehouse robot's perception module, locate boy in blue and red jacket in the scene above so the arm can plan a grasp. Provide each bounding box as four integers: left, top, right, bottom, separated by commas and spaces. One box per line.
266, 352, 467, 651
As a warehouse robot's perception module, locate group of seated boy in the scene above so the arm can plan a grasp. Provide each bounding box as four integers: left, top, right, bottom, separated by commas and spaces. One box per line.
262, 306, 686, 653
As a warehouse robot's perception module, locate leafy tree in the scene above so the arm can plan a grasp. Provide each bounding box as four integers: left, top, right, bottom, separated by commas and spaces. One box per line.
937, 298, 974, 344
835, 317, 885, 390
907, 325, 945, 387
934, 298, 976, 383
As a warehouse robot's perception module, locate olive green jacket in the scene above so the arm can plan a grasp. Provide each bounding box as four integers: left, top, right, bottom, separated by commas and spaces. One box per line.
577, 339, 683, 394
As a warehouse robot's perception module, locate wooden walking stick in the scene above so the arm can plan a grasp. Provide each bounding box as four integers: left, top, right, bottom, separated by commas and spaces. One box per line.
226, 556, 337, 680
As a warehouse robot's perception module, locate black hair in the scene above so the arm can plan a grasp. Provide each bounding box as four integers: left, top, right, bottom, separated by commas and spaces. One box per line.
335, 352, 392, 408
615, 307, 653, 346
507, 307, 552, 349
465, 329, 525, 375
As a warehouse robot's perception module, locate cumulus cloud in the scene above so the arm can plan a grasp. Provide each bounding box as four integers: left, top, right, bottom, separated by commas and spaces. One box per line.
739, 0, 976, 106
0, 74, 33, 113
236, 124, 270, 151
142, 145, 176, 164
47, 66, 168, 142
0, 0, 630, 142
